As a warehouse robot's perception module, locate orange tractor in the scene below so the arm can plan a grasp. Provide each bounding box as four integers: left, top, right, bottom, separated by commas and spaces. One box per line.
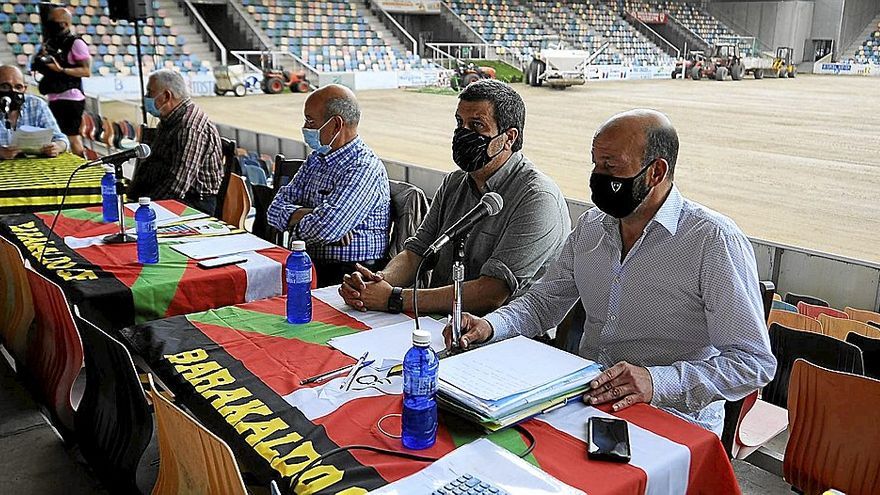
260, 53, 312, 94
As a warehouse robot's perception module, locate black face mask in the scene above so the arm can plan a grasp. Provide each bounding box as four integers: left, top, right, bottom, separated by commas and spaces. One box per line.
44, 21, 66, 39
590, 162, 654, 219
452, 127, 504, 173
0, 90, 25, 112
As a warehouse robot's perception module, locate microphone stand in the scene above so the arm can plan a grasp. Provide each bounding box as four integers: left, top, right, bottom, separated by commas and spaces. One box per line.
103, 157, 136, 244
450, 235, 466, 350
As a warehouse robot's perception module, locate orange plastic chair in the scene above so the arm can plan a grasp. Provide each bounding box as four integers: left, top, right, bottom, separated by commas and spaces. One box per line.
819, 313, 880, 341
221, 173, 250, 230
147, 375, 247, 495
24, 267, 84, 434
797, 301, 848, 320
845, 306, 880, 325
767, 309, 822, 334
772, 293, 782, 302
0, 236, 35, 366
785, 359, 880, 495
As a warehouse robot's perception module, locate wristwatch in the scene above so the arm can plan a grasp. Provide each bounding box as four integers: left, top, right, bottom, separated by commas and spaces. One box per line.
387, 286, 404, 314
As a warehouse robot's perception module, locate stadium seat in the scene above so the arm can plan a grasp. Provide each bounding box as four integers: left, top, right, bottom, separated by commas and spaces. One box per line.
818, 313, 880, 341
767, 309, 822, 333
771, 300, 798, 313
845, 332, 880, 380
845, 306, 880, 324
0, 236, 34, 367
147, 374, 248, 495
785, 292, 829, 308
221, 173, 251, 230
23, 267, 85, 437
797, 301, 848, 320
785, 360, 880, 495
72, 307, 158, 494
762, 323, 863, 409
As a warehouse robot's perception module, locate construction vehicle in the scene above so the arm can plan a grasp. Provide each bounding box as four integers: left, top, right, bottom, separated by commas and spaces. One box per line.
260, 52, 311, 94
672, 50, 704, 79
771, 46, 797, 78
449, 62, 496, 90
690, 43, 779, 81
525, 39, 610, 89
213, 64, 249, 97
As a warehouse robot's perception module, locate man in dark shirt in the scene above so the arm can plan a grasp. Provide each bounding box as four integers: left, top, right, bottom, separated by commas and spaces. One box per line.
128, 69, 222, 214
340, 79, 570, 316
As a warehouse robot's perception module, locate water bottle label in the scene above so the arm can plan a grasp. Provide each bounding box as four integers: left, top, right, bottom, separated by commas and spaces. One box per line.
138, 220, 156, 233
102, 184, 115, 196
405, 375, 437, 396
287, 269, 312, 285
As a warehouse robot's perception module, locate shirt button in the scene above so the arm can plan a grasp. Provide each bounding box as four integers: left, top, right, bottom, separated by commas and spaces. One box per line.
609, 315, 616, 321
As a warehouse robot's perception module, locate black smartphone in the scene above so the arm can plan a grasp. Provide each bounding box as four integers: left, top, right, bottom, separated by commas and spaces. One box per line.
587, 416, 631, 463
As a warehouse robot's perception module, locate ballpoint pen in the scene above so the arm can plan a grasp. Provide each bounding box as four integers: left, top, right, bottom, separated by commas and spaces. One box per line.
300, 358, 375, 385
340, 351, 370, 391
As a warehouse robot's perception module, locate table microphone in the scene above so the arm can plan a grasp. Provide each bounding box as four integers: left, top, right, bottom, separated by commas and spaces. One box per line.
1, 96, 11, 129
81, 143, 151, 167
424, 192, 503, 256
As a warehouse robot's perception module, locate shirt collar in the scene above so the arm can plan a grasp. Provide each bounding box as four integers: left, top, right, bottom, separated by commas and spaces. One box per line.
316, 135, 362, 165
468, 151, 523, 193
162, 99, 191, 126
596, 184, 683, 236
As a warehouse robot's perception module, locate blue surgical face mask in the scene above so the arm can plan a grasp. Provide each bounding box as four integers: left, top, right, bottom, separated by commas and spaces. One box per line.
144, 96, 161, 118
301, 117, 340, 155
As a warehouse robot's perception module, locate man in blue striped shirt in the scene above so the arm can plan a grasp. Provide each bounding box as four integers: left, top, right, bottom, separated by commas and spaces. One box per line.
0, 65, 69, 159
268, 84, 390, 287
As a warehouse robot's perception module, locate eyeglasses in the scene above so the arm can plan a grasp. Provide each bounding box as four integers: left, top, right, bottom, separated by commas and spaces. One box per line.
0, 83, 27, 92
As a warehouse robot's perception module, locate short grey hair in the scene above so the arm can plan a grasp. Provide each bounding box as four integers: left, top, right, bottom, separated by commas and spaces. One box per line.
643, 124, 679, 179
324, 96, 360, 125
150, 69, 189, 99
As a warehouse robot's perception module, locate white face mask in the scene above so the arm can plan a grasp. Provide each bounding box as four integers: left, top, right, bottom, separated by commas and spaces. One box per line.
302, 117, 340, 155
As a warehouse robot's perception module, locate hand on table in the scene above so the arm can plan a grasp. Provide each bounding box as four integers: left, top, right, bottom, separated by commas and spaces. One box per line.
0, 146, 21, 160
583, 361, 654, 412
41, 142, 62, 158
340, 263, 387, 312
442, 312, 493, 352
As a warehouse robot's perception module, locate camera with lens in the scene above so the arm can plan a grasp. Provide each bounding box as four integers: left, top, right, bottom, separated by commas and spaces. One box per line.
38, 55, 54, 65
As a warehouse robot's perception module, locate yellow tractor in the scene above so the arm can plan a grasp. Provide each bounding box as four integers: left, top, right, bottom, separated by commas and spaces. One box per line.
772, 47, 797, 78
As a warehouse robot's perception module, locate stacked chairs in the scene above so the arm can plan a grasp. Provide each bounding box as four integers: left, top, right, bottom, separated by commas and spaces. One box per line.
240, 0, 429, 72
0, 0, 212, 76
817, 313, 880, 341
852, 24, 880, 65
79, 110, 139, 153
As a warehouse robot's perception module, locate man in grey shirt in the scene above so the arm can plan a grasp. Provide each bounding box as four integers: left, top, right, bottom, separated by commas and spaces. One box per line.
340, 79, 569, 316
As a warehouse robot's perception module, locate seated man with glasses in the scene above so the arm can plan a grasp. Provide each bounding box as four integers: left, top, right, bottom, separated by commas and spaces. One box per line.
0, 65, 69, 160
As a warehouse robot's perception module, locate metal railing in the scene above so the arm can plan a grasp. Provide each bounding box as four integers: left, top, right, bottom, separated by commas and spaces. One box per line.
181, 0, 227, 65
707, 8, 773, 53
668, 13, 709, 52
625, 12, 680, 58
225, 0, 275, 51
229, 50, 319, 83
425, 42, 521, 68
440, 2, 488, 44
368, 0, 418, 55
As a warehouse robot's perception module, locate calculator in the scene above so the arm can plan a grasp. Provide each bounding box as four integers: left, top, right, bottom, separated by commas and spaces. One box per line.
430, 473, 510, 495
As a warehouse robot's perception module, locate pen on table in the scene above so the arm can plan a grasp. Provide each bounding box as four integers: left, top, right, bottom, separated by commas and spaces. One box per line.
300, 359, 375, 385
341, 351, 370, 391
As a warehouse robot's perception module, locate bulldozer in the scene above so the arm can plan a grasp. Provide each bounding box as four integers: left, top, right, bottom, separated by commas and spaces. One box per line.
771, 47, 797, 78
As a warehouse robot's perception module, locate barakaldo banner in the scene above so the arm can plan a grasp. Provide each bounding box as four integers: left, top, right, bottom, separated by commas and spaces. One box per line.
83, 72, 218, 100
813, 62, 880, 76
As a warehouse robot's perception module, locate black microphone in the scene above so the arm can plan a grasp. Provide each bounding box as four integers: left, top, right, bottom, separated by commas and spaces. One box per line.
1, 96, 10, 129
424, 192, 503, 256
82, 143, 151, 167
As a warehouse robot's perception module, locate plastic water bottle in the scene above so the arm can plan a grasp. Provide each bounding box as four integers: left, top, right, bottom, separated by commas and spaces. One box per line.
135, 197, 159, 264
402, 329, 439, 450
286, 240, 312, 324
101, 165, 118, 222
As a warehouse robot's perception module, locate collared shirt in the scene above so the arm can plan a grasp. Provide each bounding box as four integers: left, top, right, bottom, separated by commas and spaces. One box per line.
485, 186, 777, 433
405, 152, 570, 299
128, 99, 223, 200
0, 94, 68, 149
267, 136, 390, 263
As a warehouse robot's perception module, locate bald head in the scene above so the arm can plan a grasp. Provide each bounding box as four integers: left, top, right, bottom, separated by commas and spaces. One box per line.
0, 65, 25, 88
595, 109, 678, 179
305, 84, 360, 127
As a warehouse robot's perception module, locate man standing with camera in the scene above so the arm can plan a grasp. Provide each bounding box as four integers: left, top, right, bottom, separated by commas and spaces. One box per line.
32, 7, 90, 157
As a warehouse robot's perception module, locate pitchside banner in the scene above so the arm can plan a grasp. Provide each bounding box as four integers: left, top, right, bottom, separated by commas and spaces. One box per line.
813, 62, 880, 76
586, 64, 674, 81
375, 0, 441, 13
634, 12, 668, 24
83, 72, 218, 101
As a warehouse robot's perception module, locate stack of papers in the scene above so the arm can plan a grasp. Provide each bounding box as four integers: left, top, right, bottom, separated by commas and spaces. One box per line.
12, 125, 53, 154
438, 336, 601, 431
327, 317, 447, 370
